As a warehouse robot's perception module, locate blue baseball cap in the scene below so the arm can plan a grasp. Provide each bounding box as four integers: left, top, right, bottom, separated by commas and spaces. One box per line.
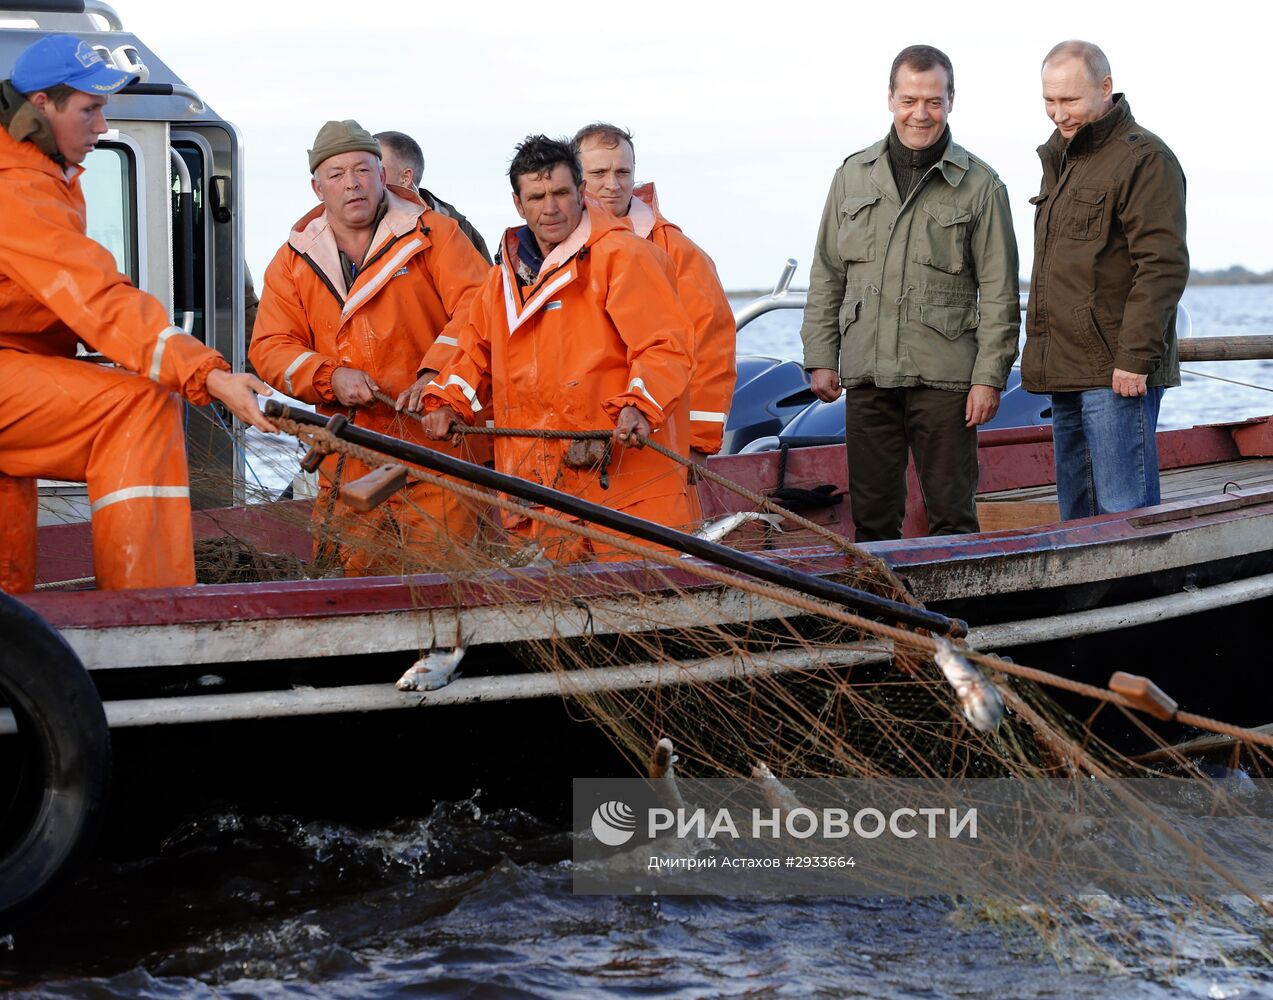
11, 34, 137, 96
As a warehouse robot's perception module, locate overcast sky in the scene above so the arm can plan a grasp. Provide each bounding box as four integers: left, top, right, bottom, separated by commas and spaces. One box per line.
92, 0, 1271, 289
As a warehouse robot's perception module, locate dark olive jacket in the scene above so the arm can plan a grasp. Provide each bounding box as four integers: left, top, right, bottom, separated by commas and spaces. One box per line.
1022, 96, 1188, 392
420, 188, 493, 266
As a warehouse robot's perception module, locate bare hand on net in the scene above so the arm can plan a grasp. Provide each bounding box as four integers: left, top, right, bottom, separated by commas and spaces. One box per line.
204, 368, 277, 433
613, 405, 650, 448
395, 370, 438, 414
331, 366, 380, 407
421, 405, 463, 446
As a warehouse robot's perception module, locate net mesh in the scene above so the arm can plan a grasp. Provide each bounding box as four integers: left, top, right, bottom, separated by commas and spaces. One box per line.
44, 402, 1272, 979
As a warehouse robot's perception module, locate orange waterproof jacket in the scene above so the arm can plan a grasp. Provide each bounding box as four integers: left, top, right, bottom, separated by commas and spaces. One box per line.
250, 186, 489, 444
0, 120, 225, 401
422, 207, 695, 516
626, 183, 736, 454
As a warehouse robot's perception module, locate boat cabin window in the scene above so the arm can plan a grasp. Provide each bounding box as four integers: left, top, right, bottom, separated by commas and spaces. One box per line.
82, 145, 137, 281
171, 142, 208, 344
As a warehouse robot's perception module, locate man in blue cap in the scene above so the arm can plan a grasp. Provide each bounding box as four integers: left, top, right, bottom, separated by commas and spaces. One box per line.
7, 33, 135, 162
0, 35, 275, 593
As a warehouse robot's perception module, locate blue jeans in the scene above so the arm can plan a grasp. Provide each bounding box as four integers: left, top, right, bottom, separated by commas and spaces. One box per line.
1050, 387, 1165, 520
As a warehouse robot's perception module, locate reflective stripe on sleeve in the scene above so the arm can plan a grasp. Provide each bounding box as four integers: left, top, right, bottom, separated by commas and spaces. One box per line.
437, 373, 482, 413
147, 326, 182, 381
689, 410, 727, 423
283, 351, 316, 395
435, 335, 459, 347
627, 377, 663, 412
91, 485, 190, 514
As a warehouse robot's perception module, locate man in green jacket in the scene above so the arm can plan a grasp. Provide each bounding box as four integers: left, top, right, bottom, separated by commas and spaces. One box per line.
801, 44, 1020, 541
1023, 40, 1188, 520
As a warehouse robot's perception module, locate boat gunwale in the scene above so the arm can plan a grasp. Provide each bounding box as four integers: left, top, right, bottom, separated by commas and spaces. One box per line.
20, 481, 1273, 631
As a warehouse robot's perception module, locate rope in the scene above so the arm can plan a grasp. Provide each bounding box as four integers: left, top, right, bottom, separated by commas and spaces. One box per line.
312, 408, 355, 569
33, 575, 95, 591
370, 391, 919, 609
1180, 367, 1273, 394
275, 416, 1273, 751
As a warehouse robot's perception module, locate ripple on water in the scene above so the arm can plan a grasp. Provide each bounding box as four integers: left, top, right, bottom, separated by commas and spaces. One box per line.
7, 804, 1271, 998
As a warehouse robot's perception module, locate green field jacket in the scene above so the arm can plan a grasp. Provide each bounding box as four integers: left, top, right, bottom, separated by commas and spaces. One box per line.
800, 135, 1020, 392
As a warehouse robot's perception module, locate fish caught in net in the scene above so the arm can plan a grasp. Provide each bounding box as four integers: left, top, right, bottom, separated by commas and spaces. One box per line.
153, 402, 1273, 979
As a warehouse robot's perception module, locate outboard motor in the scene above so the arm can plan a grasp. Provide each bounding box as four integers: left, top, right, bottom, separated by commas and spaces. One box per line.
774, 369, 1052, 449
721, 356, 817, 454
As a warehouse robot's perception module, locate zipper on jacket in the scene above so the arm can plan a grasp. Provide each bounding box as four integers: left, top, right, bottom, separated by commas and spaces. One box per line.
513, 245, 587, 305
295, 248, 347, 308
876, 161, 943, 368
360, 223, 425, 276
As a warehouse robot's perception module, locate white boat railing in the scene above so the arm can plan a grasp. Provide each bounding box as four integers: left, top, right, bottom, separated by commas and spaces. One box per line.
732, 263, 1210, 346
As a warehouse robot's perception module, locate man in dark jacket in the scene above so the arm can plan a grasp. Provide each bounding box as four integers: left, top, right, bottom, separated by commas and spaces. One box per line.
374, 130, 492, 265
1023, 40, 1188, 520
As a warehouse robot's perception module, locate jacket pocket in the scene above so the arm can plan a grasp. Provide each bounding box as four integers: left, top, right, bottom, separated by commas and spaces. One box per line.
838, 295, 864, 334
913, 203, 971, 274
1074, 303, 1114, 362
1063, 187, 1105, 241
836, 193, 880, 263
918, 302, 978, 341
1028, 191, 1049, 231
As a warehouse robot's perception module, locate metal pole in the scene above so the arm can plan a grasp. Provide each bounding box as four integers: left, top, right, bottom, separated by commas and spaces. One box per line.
265, 401, 964, 637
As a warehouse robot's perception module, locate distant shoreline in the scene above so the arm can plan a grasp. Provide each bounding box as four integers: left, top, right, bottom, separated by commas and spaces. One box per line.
728, 271, 1273, 297
1187, 272, 1273, 286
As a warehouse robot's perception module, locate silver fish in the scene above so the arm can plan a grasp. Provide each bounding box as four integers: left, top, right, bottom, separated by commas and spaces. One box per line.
499, 544, 554, 570
752, 761, 804, 814
932, 638, 1005, 733
395, 645, 466, 692
648, 737, 686, 810
686, 511, 784, 553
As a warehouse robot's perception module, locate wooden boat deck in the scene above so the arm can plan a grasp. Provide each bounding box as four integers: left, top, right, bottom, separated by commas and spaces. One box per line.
979, 456, 1273, 505
974, 456, 1273, 530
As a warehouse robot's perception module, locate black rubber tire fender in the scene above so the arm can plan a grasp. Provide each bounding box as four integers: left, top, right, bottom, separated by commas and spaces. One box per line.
0, 592, 110, 924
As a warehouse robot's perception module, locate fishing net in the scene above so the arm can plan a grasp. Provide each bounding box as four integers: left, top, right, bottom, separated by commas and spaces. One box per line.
54, 400, 1273, 980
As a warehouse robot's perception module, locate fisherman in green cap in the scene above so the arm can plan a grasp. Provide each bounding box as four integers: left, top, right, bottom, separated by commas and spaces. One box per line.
249, 119, 492, 576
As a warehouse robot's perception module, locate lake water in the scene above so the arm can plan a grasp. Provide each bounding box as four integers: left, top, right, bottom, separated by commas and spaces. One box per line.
7, 285, 1272, 998
246, 283, 1273, 494
734, 283, 1273, 431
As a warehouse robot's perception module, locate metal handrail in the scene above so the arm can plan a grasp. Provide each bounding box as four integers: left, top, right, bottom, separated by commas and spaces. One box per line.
733, 264, 1204, 342
84, 0, 122, 29
119, 82, 205, 114
168, 148, 195, 334
732, 259, 807, 331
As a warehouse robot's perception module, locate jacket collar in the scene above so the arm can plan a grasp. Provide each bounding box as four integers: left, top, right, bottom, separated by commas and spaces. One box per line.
1040, 93, 1132, 165
497, 206, 634, 334
539, 207, 593, 274
0, 79, 76, 178
288, 186, 429, 303
582, 185, 660, 240
626, 181, 662, 239
861, 132, 971, 198
498, 205, 631, 288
